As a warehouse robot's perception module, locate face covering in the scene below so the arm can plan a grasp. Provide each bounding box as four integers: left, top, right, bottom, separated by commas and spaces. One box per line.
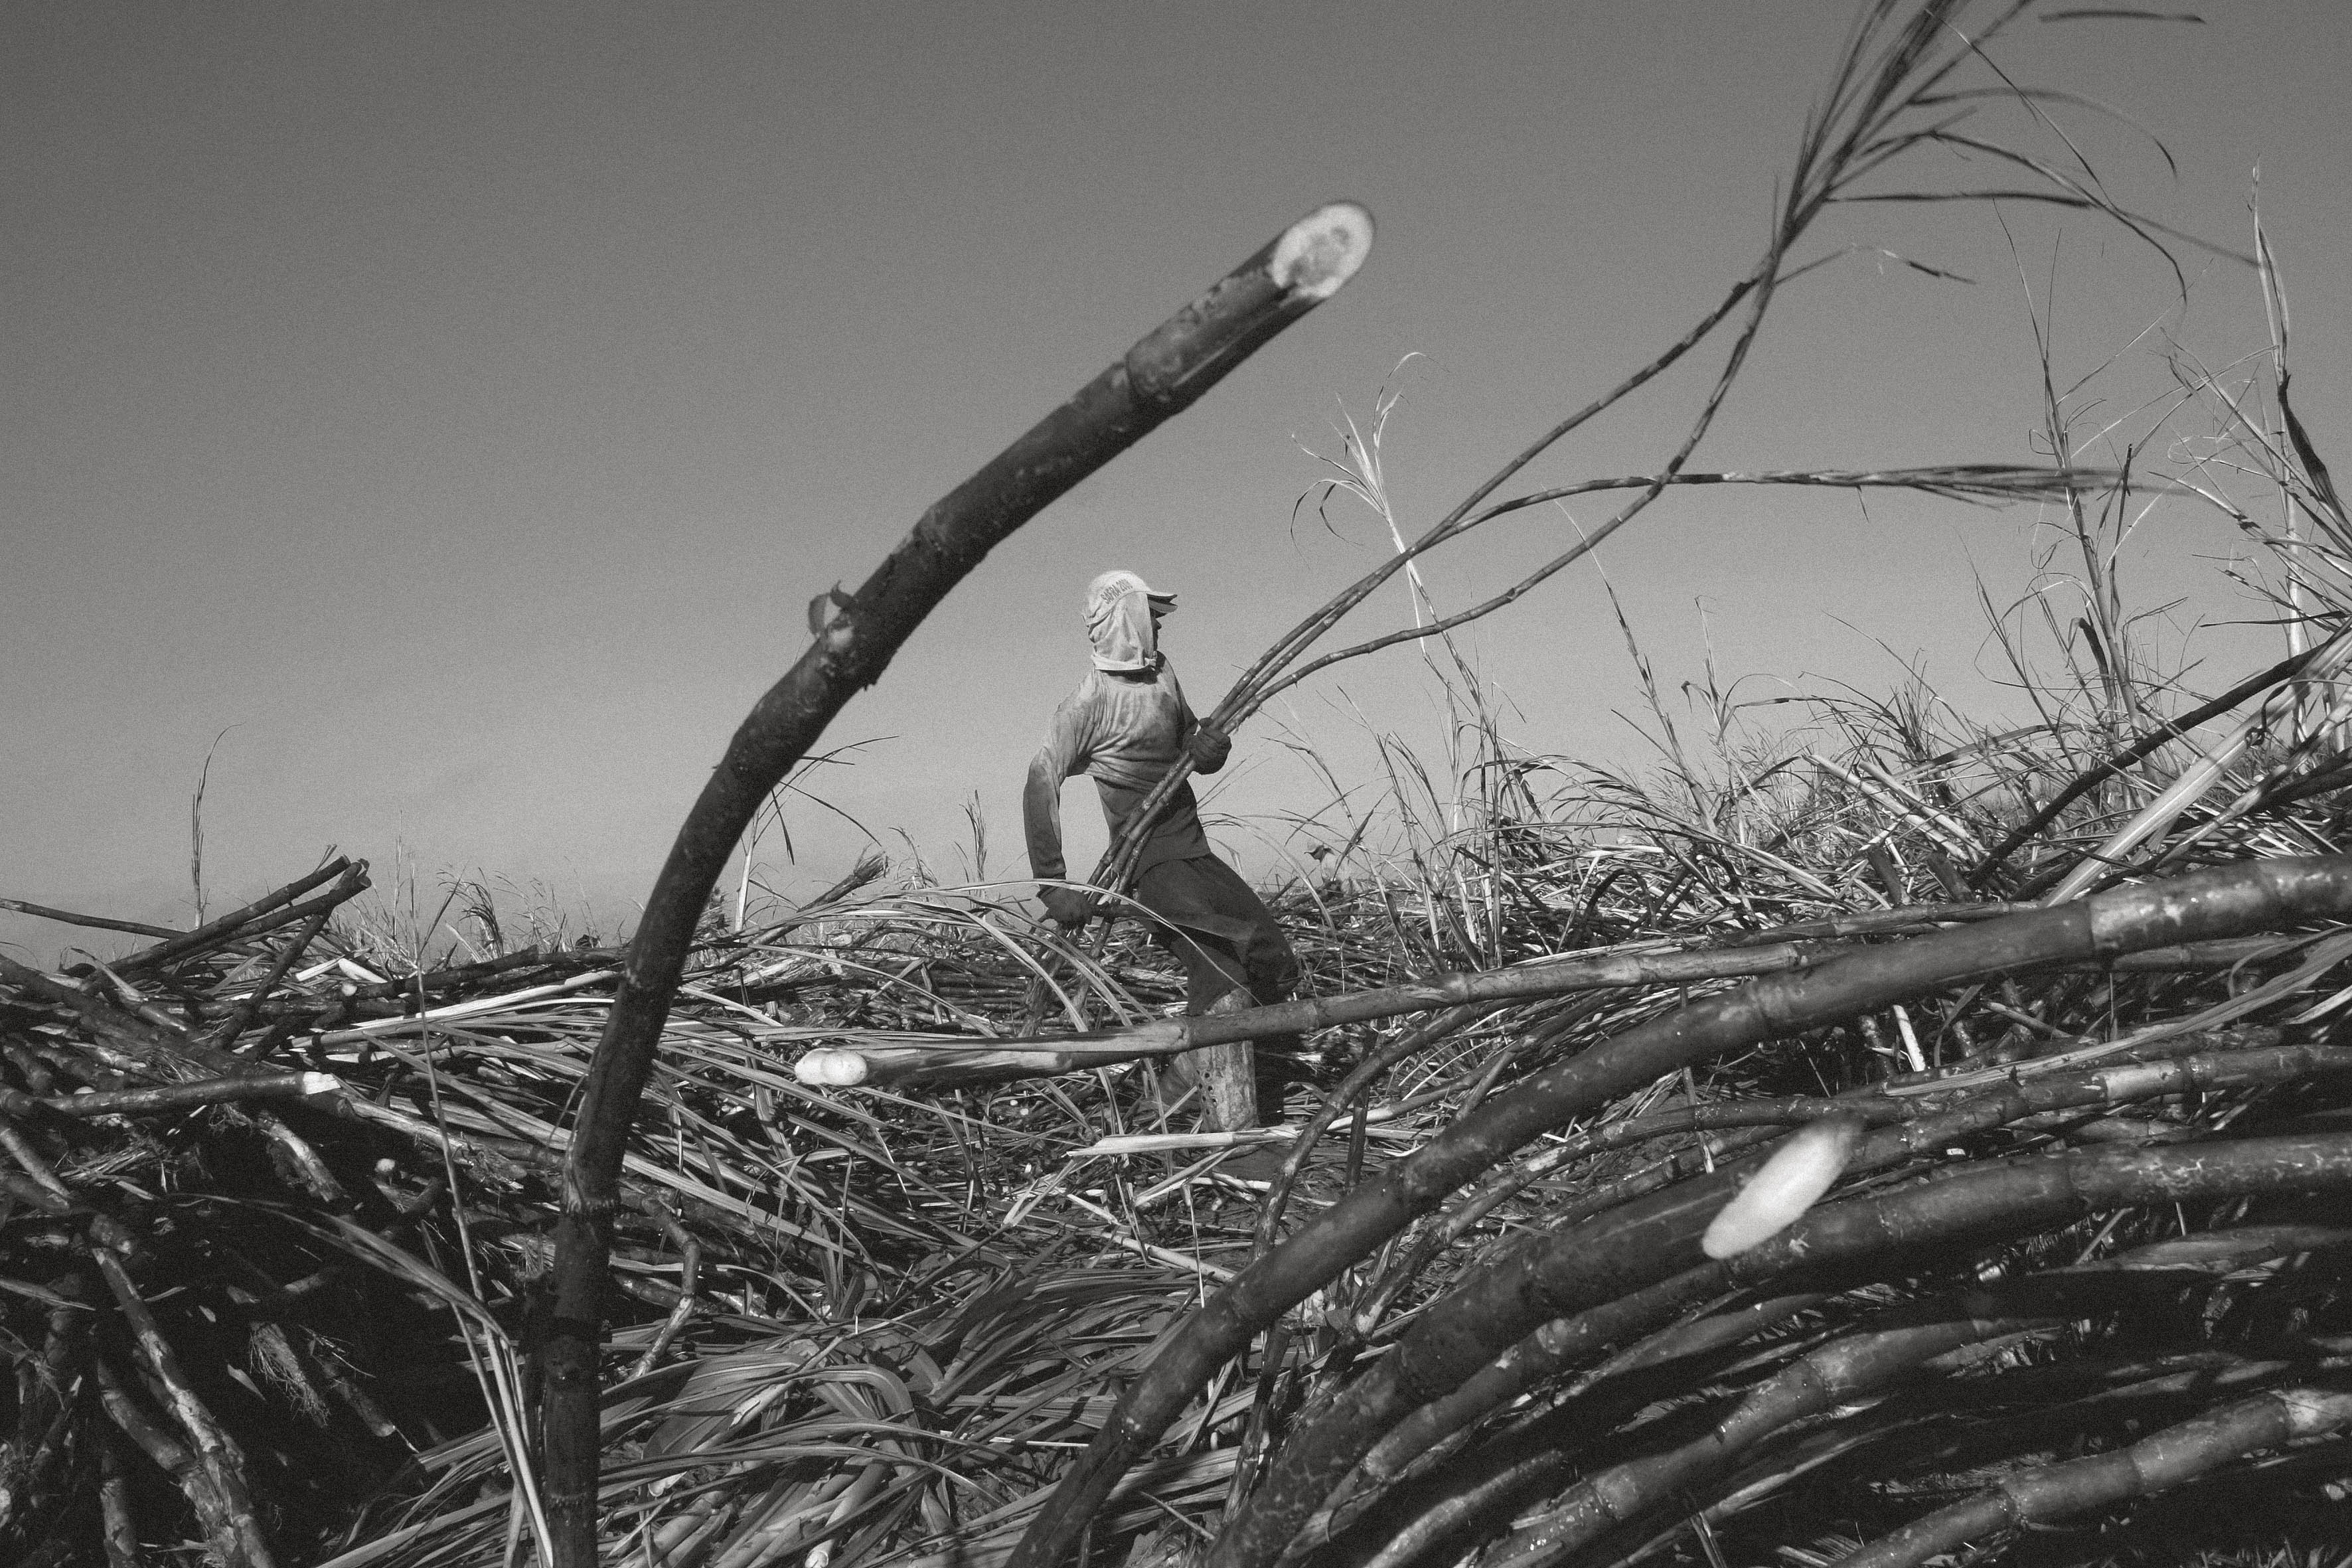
1083, 570, 1173, 672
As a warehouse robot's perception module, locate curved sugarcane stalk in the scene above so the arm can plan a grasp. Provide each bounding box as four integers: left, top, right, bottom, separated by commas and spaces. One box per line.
537, 200, 1373, 1565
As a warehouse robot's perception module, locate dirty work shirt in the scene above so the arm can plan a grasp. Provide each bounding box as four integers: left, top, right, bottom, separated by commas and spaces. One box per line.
1024, 657, 1220, 885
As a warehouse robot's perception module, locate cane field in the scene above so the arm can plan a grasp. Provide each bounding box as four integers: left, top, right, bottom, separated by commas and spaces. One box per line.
5, 5, 2351, 1567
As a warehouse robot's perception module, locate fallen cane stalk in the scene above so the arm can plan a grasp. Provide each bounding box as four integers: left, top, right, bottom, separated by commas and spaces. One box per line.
810, 925, 2293, 1090
93, 1356, 222, 1546
92, 1247, 277, 1568
1068, 1127, 1298, 1158
0, 896, 179, 940
798, 942, 1827, 1087
104, 856, 356, 975
0, 1069, 341, 1119
207, 863, 368, 1050
538, 198, 1373, 1567
1834, 1385, 2352, 1568
96, 1421, 141, 1568
625, 1204, 701, 1381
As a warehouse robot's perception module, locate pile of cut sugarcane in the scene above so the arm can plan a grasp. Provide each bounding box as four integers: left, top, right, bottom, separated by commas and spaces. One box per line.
0, 859, 1214, 1567
9, 658, 2352, 1568
13, 3, 2352, 1563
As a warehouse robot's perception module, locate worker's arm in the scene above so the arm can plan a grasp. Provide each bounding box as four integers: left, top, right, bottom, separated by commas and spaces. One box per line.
1023, 689, 1097, 925
1022, 751, 1071, 882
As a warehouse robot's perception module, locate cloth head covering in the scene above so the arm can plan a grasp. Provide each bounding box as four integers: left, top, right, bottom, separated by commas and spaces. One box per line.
1083, 570, 1176, 672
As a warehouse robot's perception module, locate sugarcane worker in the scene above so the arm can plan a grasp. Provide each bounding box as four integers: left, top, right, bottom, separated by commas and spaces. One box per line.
1024, 569, 1301, 1131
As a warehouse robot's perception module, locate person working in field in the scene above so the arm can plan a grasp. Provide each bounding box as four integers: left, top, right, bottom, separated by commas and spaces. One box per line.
1024, 569, 1300, 1131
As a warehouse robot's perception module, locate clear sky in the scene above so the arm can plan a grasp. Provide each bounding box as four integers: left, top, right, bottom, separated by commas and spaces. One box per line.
8, 1, 2351, 961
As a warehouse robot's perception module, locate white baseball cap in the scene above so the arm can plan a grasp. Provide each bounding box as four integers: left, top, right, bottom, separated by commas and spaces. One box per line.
1083, 570, 1176, 620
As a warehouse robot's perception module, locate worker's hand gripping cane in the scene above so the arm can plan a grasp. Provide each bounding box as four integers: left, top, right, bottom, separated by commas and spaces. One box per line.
1038, 885, 1095, 929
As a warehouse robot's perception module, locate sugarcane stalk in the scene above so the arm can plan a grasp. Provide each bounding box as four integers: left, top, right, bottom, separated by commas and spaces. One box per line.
107, 856, 355, 974
1427, 1314, 2041, 1568
2043, 633, 2352, 903
1281, 1039, 2352, 1541
0, 897, 179, 940
1807, 1350, 2313, 1514
321, 942, 624, 1005
1834, 1385, 2352, 1568
91, 1249, 276, 1568
0, 953, 203, 1071
1215, 1132, 2352, 1568
625, 1205, 701, 1380
0, 1114, 75, 1210
1008, 854, 2352, 1568
1351, 1037, 2349, 1495
1302, 1289, 1834, 1568
799, 1030, 1188, 1088
96, 1424, 143, 1568
798, 943, 1823, 1087
1350, 1100, 1881, 1333
798, 929, 2292, 1091
0, 1069, 341, 1119
252, 1111, 355, 1211
540, 198, 1373, 1565
307, 967, 617, 1045
1970, 639, 2337, 886
208, 866, 364, 1049
92, 1357, 220, 1537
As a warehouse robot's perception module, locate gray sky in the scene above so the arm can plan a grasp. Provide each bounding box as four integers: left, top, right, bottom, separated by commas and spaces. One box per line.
9, 1, 2351, 960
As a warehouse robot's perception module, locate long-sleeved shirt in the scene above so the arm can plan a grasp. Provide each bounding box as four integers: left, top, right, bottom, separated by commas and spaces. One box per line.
1024, 656, 1223, 883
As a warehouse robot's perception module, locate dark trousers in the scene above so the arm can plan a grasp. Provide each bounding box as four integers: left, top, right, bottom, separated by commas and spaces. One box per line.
1134, 856, 1300, 1126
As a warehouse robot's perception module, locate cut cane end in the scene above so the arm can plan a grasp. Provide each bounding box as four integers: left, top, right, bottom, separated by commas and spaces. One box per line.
2281, 1387, 2352, 1438
797, 1050, 869, 1087
1273, 202, 1373, 302
1700, 1115, 1866, 1259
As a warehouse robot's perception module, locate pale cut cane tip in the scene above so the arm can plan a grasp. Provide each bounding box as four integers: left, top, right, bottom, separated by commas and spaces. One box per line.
797, 1050, 870, 1087
1701, 1115, 1865, 1259
1273, 202, 1374, 302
